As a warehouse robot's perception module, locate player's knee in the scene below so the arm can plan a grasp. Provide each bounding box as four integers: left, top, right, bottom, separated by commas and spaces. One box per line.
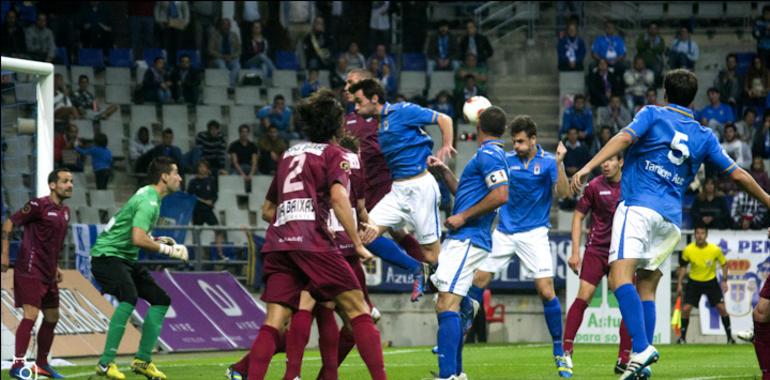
435, 293, 460, 313
473, 271, 492, 288
43, 309, 60, 323
335, 290, 369, 319
22, 305, 40, 320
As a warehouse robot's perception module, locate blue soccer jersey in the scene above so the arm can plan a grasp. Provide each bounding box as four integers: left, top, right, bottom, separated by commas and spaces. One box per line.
497, 146, 559, 234
379, 102, 441, 179
447, 140, 509, 251
621, 104, 737, 226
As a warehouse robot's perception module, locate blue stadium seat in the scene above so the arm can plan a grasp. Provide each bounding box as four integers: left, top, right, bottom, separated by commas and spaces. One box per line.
735, 52, 757, 77
54, 47, 69, 66
177, 49, 202, 69
78, 48, 104, 68
143, 48, 167, 67
275, 50, 300, 70
108, 48, 133, 67
402, 52, 427, 71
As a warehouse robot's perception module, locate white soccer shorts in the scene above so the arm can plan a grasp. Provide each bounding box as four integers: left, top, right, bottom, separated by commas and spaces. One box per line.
368, 173, 441, 245
609, 201, 681, 271
479, 227, 553, 279
431, 238, 489, 296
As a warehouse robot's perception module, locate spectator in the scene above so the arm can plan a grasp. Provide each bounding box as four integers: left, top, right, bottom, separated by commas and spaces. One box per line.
1, 9, 27, 58
369, 1, 391, 49
430, 91, 455, 120
138, 128, 183, 173
195, 120, 227, 174
721, 124, 753, 170
187, 159, 226, 260
636, 22, 665, 87
753, 5, 770, 66
735, 108, 757, 145
557, 21, 586, 71
300, 69, 321, 98
691, 177, 731, 230
597, 95, 632, 133
155, 1, 190, 67
239, 0, 261, 38
698, 87, 735, 139
587, 59, 623, 107
638, 88, 661, 114
427, 20, 460, 76
130, 126, 154, 162
458, 20, 493, 65
380, 63, 397, 100
127, 1, 155, 57
142, 57, 174, 104
561, 94, 593, 142
77, 1, 113, 51
72, 75, 119, 120
754, 113, 770, 159
714, 54, 742, 113
257, 95, 295, 139
24, 13, 56, 62
191, 1, 219, 56
556, 1, 583, 33
367, 57, 381, 78
169, 54, 202, 104
303, 16, 335, 70
367, 44, 396, 77
731, 188, 769, 230
590, 125, 613, 157
53, 73, 80, 122
562, 127, 590, 177
342, 41, 366, 70
744, 56, 769, 111
228, 124, 258, 181
623, 56, 654, 110
242, 22, 276, 78
75, 132, 112, 189
750, 157, 770, 192
208, 17, 241, 91
455, 53, 488, 92
669, 26, 699, 70
330, 56, 348, 90
591, 21, 626, 71
257, 123, 288, 175
454, 74, 485, 112
54, 124, 83, 171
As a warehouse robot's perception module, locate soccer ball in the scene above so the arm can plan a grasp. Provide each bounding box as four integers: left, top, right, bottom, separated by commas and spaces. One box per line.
463, 96, 492, 125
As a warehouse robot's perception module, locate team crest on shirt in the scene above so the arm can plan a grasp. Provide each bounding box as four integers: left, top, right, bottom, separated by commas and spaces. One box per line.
340, 161, 351, 171
533, 164, 541, 175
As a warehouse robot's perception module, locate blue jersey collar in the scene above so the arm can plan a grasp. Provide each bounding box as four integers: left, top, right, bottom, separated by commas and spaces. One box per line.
481, 139, 504, 148
663, 103, 694, 119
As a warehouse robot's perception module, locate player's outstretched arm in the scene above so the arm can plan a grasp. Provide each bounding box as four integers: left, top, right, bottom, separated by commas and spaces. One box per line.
555, 141, 570, 198
1, 219, 13, 272
569, 210, 586, 274
729, 167, 770, 208
330, 183, 374, 262
427, 155, 458, 194
570, 131, 632, 193
435, 113, 457, 162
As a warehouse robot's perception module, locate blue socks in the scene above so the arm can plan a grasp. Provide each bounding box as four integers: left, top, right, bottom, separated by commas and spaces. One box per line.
468, 285, 484, 305
642, 300, 656, 344
437, 311, 461, 378
615, 283, 649, 353
543, 297, 564, 356
367, 237, 422, 274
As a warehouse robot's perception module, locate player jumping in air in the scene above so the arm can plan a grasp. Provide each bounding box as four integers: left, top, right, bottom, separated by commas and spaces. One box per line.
571, 69, 770, 379
91, 157, 188, 380
2, 169, 73, 379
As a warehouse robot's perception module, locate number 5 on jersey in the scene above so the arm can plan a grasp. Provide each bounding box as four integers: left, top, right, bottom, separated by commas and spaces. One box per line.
668, 131, 690, 166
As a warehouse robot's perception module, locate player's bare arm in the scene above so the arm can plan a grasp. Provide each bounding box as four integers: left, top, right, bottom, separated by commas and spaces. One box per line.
355, 198, 377, 244
554, 141, 570, 198
427, 155, 458, 194
435, 113, 457, 162
677, 262, 687, 296
569, 210, 586, 274
728, 167, 770, 208
571, 131, 632, 193
262, 199, 277, 223
330, 183, 374, 262
446, 185, 507, 231
1, 219, 12, 272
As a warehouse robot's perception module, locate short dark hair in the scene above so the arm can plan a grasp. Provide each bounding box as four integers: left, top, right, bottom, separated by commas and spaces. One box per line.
238, 124, 250, 133
154, 56, 164, 64
478, 106, 507, 137
339, 133, 360, 152
464, 74, 476, 81
273, 94, 285, 103
693, 224, 709, 234
78, 75, 88, 82
726, 53, 737, 61
207, 120, 220, 130
438, 19, 450, 28
48, 168, 71, 184
180, 54, 190, 61
163, 128, 173, 135
197, 158, 210, 170
509, 115, 537, 137
663, 69, 698, 107
296, 88, 344, 143
707, 87, 720, 94
147, 156, 176, 185
744, 108, 757, 117
724, 123, 736, 133
348, 79, 386, 105
94, 132, 108, 147
574, 94, 586, 102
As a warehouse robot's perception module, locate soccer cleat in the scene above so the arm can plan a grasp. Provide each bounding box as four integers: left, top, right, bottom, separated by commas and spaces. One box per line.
34, 363, 65, 378
555, 355, 573, 378
634, 366, 652, 380
614, 359, 627, 375
456, 373, 468, 380
737, 329, 754, 342
431, 345, 439, 355
620, 345, 659, 380
727, 337, 736, 344
9, 367, 26, 380
96, 362, 126, 380
460, 297, 480, 335
226, 366, 244, 380
676, 337, 686, 344
131, 358, 167, 380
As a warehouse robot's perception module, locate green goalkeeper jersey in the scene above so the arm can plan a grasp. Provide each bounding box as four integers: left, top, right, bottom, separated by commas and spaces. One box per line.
91, 185, 161, 262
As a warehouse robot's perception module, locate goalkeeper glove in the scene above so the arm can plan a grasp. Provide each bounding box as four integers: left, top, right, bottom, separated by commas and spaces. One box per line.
154, 236, 177, 246
158, 243, 189, 261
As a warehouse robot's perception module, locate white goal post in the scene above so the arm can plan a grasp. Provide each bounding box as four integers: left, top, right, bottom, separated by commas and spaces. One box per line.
1, 56, 54, 197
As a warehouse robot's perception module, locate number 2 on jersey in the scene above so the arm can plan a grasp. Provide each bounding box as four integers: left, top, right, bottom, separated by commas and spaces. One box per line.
667, 131, 690, 165
283, 154, 306, 193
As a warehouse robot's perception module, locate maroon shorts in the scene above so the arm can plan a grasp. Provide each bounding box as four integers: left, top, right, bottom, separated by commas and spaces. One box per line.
365, 181, 392, 212
761, 279, 770, 300
343, 253, 371, 306
579, 247, 611, 287
14, 274, 59, 309
261, 250, 361, 310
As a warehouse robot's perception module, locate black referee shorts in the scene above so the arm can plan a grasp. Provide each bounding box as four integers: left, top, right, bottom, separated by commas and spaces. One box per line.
684, 278, 724, 307
91, 256, 171, 307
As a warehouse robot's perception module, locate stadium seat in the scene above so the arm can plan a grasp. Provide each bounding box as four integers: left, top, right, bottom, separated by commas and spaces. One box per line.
54, 47, 69, 66
224, 208, 252, 228
398, 71, 427, 97
70, 65, 97, 88
735, 52, 756, 77
275, 50, 300, 70
667, 2, 694, 18
638, 2, 664, 20
162, 104, 190, 137
725, 2, 751, 19
105, 130, 125, 158
105, 67, 131, 85
72, 119, 95, 140
402, 52, 427, 71
105, 84, 131, 104
697, 2, 724, 18
14, 83, 36, 103
266, 87, 294, 106
108, 48, 133, 68
205, 69, 230, 87
5, 189, 32, 211
272, 70, 298, 88
54, 64, 69, 84
195, 105, 223, 133
203, 87, 230, 105
1, 175, 24, 194
235, 86, 261, 106
70, 172, 88, 189
427, 71, 455, 99
89, 190, 116, 209
177, 49, 202, 69
143, 48, 167, 67
130, 104, 158, 137
229, 105, 258, 132
558, 71, 585, 97
318, 70, 330, 87
77, 206, 101, 224
226, 226, 250, 246
67, 187, 88, 208
483, 289, 505, 324
78, 48, 105, 69
218, 176, 246, 195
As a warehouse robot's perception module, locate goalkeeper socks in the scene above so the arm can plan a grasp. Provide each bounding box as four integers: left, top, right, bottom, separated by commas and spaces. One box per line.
543, 297, 564, 356
13, 318, 35, 369
618, 320, 632, 364
284, 310, 313, 380
136, 305, 169, 362
563, 298, 588, 354
248, 325, 280, 380
336, 326, 356, 365
36, 320, 58, 366
100, 302, 135, 365
437, 311, 461, 378
642, 301, 656, 344
614, 284, 649, 353
367, 236, 422, 274
350, 314, 386, 380
681, 318, 690, 340
721, 315, 732, 340
467, 285, 484, 306
315, 306, 339, 380
754, 320, 770, 376
395, 233, 426, 262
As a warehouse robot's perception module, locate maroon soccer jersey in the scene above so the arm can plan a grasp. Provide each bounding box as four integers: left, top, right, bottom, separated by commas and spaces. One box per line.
344, 113, 392, 209
575, 175, 620, 252
262, 143, 351, 253
10, 196, 70, 282
329, 150, 365, 256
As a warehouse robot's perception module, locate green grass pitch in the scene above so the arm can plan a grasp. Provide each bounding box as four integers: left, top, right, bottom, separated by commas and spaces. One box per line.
3, 343, 760, 379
